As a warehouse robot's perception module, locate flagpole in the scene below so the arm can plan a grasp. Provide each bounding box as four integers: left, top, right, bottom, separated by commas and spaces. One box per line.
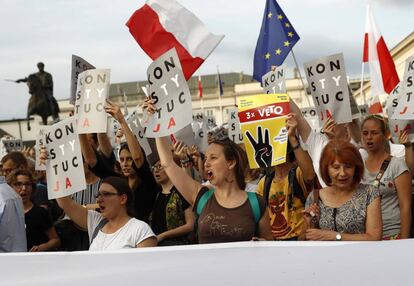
217, 66, 224, 125
359, 63, 367, 106
291, 49, 312, 107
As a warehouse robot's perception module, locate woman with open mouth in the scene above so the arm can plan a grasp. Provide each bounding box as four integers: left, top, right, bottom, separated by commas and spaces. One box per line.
7, 168, 61, 251
300, 140, 382, 241
361, 115, 411, 239
144, 98, 273, 244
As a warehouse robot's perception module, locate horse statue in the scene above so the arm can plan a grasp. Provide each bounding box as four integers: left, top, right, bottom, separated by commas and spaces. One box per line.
25, 74, 60, 131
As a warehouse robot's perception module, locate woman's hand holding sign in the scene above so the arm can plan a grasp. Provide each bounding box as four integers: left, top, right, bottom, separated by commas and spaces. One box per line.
245, 126, 272, 168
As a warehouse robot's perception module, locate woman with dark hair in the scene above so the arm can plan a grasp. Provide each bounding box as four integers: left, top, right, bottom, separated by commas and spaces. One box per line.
145, 99, 272, 243
361, 115, 411, 239
54, 176, 157, 250
300, 140, 382, 241
7, 169, 61, 251
80, 100, 157, 223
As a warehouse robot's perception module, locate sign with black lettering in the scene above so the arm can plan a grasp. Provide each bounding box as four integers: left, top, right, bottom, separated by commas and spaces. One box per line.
392, 56, 414, 120
2, 139, 23, 153
75, 69, 110, 134
44, 118, 86, 199
143, 48, 192, 137
261, 65, 286, 94
387, 83, 414, 142
70, 55, 95, 105
35, 127, 49, 171
304, 53, 352, 125
126, 111, 152, 156
192, 120, 208, 152
300, 107, 320, 130
228, 107, 243, 144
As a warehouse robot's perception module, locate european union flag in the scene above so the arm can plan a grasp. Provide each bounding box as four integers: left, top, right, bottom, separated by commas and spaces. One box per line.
253, 0, 300, 82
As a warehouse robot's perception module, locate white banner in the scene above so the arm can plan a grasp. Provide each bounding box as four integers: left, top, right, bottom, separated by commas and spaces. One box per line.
261, 65, 286, 94
228, 107, 243, 144
1, 241, 413, 286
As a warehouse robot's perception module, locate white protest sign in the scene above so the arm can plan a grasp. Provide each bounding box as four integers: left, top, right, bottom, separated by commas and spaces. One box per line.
205, 115, 217, 130
75, 69, 110, 134
2, 139, 23, 153
228, 107, 243, 144
35, 127, 49, 171
143, 48, 192, 137
70, 55, 95, 105
392, 56, 414, 120
171, 124, 196, 147
44, 117, 86, 199
192, 121, 208, 152
126, 111, 152, 156
261, 65, 286, 94
387, 83, 414, 142
304, 53, 352, 125
300, 107, 320, 130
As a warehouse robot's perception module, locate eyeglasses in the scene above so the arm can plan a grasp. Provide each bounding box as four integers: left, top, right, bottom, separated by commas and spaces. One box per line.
95, 191, 121, 199
151, 165, 163, 172
13, 182, 33, 189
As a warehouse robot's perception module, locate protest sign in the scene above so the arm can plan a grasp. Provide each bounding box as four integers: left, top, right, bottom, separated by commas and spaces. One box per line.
301, 107, 320, 130
70, 55, 95, 105
171, 124, 196, 147
2, 139, 23, 153
238, 94, 290, 169
304, 53, 352, 125
44, 118, 86, 199
391, 56, 414, 120
205, 115, 217, 130
261, 65, 286, 94
387, 83, 414, 142
143, 48, 193, 137
228, 107, 243, 144
126, 111, 152, 156
192, 120, 208, 152
35, 127, 49, 171
75, 69, 110, 134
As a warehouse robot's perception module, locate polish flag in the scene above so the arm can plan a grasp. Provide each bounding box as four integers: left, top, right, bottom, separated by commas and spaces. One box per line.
363, 5, 400, 114
198, 75, 203, 98
126, 0, 224, 80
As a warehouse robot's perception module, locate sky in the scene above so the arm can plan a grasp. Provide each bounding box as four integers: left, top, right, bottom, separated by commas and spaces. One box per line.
0, 0, 413, 120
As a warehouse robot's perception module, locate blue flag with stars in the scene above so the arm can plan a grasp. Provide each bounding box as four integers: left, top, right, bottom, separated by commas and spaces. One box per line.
253, 0, 300, 82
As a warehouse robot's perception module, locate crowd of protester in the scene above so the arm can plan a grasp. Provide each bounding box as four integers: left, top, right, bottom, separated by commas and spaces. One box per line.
0, 98, 413, 252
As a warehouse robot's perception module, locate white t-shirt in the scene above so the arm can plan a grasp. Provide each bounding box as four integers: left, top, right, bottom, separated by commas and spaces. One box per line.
87, 210, 155, 251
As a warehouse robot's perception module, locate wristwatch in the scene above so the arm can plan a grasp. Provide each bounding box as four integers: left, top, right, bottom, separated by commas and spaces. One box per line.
335, 232, 342, 241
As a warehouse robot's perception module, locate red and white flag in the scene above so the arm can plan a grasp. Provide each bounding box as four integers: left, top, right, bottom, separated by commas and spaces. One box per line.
198, 75, 203, 98
126, 0, 224, 80
363, 5, 400, 114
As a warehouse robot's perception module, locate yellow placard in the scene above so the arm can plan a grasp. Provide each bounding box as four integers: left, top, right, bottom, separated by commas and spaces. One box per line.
237, 94, 290, 169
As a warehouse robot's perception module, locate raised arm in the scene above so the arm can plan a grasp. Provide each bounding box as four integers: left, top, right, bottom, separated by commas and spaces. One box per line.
105, 100, 145, 168
286, 113, 315, 187
97, 133, 113, 159
79, 133, 98, 167
289, 99, 312, 142
39, 145, 88, 229
156, 137, 202, 206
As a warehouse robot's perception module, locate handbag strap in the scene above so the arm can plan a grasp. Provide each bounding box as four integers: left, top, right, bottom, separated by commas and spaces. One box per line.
373, 155, 392, 189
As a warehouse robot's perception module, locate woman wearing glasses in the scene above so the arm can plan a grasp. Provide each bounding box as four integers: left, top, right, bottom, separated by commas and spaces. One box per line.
54, 176, 157, 250
7, 169, 61, 251
361, 115, 412, 239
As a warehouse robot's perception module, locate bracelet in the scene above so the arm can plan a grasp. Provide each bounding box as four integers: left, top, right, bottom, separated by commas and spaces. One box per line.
180, 158, 190, 164
181, 161, 193, 168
